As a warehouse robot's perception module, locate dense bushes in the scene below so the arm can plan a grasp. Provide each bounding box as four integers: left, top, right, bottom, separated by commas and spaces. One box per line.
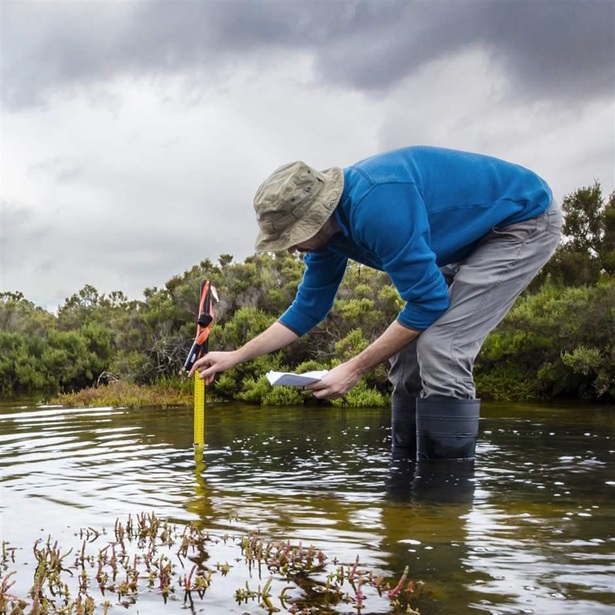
1, 184, 614, 403
475, 279, 615, 400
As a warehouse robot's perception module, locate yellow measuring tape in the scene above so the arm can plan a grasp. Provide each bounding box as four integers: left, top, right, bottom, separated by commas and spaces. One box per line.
193, 374, 206, 446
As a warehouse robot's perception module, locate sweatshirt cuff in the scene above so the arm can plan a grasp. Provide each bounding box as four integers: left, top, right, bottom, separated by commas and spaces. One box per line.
397, 298, 449, 331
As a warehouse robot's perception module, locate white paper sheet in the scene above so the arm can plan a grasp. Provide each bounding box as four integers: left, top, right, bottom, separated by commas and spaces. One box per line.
266, 370, 328, 386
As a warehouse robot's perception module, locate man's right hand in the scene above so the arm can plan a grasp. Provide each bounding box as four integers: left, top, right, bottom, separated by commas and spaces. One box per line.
187, 321, 299, 384
188, 351, 240, 384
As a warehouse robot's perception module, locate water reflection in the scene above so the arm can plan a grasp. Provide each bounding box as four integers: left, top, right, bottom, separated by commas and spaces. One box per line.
0, 400, 613, 614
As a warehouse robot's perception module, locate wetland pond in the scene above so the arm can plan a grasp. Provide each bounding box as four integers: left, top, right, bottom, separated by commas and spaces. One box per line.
0, 399, 613, 614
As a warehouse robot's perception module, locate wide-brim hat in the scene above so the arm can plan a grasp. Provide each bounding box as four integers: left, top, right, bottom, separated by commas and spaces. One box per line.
254, 161, 344, 252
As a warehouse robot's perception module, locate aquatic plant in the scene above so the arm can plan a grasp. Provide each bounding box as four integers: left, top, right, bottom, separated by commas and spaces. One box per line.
0, 512, 423, 614
52, 379, 193, 408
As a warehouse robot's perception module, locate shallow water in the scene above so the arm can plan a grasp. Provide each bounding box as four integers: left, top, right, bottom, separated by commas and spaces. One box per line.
0, 399, 613, 614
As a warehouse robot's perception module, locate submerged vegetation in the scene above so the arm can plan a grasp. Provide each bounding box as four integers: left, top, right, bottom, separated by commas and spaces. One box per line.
0, 512, 424, 614
1, 183, 614, 404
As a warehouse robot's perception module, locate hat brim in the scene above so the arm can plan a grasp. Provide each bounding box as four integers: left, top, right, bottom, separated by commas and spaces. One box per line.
255, 167, 344, 252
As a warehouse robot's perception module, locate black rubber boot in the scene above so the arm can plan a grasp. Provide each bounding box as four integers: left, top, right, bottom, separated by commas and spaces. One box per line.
391, 392, 417, 458
416, 397, 480, 460
412, 459, 476, 504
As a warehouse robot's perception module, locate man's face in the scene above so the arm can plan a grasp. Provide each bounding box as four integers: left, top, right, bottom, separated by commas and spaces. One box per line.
287, 232, 328, 254
286, 217, 339, 254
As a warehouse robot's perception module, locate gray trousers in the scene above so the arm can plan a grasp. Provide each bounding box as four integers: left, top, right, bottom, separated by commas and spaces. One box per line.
389, 200, 563, 399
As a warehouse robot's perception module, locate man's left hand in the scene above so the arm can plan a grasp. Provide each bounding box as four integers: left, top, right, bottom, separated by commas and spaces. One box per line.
305, 362, 362, 400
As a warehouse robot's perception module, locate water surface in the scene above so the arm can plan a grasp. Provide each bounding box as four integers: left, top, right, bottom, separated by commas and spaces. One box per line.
1, 399, 613, 614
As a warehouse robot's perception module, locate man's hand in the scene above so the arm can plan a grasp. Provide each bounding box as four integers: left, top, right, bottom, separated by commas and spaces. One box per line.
188, 351, 239, 384
305, 320, 421, 400
305, 362, 362, 400
187, 322, 299, 384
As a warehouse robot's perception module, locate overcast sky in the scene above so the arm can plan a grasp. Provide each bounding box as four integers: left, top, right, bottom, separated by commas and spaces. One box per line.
2, 0, 614, 311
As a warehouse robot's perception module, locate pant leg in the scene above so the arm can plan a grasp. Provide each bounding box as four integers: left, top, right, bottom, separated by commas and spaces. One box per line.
417, 200, 563, 399
388, 338, 421, 397
388, 266, 456, 397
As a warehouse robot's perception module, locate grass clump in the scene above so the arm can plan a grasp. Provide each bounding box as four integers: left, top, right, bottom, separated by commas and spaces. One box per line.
51, 378, 194, 408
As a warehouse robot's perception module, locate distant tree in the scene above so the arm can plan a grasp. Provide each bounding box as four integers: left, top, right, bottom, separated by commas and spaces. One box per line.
2, 181, 614, 403
219, 254, 234, 267
57, 284, 103, 330
477, 278, 615, 401
0, 292, 55, 335
602, 190, 615, 275
536, 182, 615, 287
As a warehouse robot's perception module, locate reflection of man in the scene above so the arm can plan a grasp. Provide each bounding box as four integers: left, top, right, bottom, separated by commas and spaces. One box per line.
190, 146, 562, 461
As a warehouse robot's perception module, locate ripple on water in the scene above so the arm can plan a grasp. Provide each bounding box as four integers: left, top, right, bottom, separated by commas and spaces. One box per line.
1, 401, 614, 615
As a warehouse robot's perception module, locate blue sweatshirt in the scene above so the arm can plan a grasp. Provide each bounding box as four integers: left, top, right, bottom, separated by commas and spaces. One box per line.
279, 146, 552, 335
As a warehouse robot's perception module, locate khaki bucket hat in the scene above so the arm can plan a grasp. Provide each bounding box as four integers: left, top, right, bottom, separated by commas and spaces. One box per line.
254, 161, 344, 252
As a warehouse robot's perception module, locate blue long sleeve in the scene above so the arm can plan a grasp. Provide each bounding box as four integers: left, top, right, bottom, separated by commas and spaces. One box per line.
278, 146, 552, 335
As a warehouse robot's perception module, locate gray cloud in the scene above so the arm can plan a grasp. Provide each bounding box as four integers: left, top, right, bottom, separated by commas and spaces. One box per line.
2, 1, 613, 311
28, 157, 84, 184
320, 1, 615, 101
3, 0, 613, 109
1, 200, 50, 263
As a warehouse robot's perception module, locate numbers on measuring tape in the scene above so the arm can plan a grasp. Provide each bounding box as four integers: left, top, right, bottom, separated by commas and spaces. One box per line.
193, 375, 206, 446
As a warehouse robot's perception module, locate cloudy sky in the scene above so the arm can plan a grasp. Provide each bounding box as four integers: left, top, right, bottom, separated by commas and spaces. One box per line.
2, 0, 614, 311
